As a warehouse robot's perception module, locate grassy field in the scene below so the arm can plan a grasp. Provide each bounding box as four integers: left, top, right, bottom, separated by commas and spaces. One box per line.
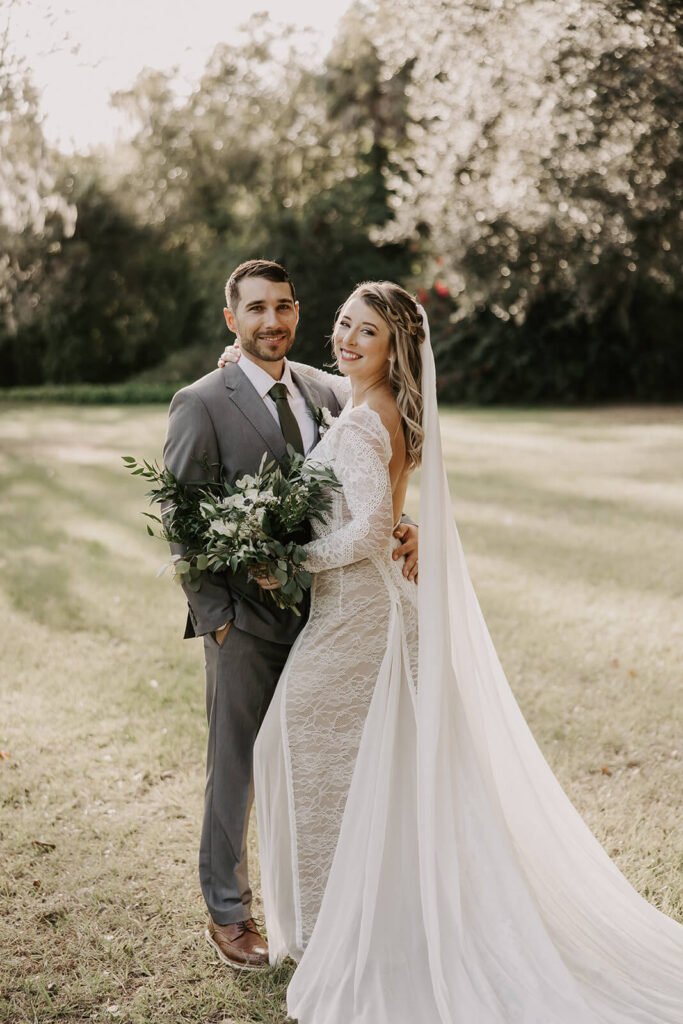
1, 403, 681, 1024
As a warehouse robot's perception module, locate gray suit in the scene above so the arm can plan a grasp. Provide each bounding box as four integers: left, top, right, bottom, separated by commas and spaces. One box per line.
163, 362, 342, 924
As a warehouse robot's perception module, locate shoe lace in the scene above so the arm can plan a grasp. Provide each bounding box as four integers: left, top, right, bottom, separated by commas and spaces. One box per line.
234, 918, 260, 937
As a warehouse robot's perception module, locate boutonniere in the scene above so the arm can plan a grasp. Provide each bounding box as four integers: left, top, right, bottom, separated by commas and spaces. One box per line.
312, 404, 335, 437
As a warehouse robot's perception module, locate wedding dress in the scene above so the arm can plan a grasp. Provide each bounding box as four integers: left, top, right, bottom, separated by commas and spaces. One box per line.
254, 323, 683, 1024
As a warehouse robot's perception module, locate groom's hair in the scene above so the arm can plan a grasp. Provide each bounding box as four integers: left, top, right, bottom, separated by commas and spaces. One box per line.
225, 260, 297, 310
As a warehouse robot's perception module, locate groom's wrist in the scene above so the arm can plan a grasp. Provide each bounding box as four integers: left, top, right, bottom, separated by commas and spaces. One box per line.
214, 621, 231, 646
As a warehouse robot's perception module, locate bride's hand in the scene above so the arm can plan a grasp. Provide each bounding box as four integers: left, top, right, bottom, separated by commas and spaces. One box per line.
218, 342, 241, 368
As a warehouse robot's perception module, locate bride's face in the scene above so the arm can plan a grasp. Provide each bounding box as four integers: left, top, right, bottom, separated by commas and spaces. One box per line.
333, 298, 392, 380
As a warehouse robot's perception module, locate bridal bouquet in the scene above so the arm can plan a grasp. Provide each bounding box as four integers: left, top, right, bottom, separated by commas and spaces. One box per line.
123, 449, 341, 613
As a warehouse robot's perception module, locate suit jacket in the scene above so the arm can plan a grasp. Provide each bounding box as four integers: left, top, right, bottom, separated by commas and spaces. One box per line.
162, 361, 343, 646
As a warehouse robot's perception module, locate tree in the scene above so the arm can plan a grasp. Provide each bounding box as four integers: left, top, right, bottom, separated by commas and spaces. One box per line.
17, 166, 201, 384
108, 11, 416, 369
370, 0, 683, 399
0, 0, 76, 382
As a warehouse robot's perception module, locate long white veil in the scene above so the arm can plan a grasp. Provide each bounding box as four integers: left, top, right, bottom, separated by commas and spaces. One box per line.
415, 306, 683, 1021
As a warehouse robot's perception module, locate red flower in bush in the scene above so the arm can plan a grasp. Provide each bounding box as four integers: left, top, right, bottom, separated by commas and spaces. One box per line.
434, 279, 449, 297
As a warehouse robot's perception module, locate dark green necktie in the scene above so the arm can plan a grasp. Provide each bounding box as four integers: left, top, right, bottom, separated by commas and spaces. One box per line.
269, 382, 305, 455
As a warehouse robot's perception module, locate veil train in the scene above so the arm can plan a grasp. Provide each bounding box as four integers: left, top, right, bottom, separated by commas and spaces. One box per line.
415, 306, 683, 1022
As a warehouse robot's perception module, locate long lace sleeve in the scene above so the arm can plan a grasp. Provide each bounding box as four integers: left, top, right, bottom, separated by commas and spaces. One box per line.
288, 361, 351, 409
303, 409, 395, 573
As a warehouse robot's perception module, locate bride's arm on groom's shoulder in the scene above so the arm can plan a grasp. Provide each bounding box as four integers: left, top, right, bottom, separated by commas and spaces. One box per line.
287, 361, 351, 408
162, 388, 235, 636
217, 343, 352, 409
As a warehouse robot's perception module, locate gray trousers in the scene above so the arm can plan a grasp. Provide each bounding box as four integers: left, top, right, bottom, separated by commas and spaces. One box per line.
200, 624, 291, 924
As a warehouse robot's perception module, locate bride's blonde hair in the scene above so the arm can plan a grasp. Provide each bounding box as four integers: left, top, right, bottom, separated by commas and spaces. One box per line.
338, 281, 425, 467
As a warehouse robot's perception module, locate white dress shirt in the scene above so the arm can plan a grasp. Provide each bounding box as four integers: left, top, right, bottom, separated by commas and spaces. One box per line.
238, 352, 317, 454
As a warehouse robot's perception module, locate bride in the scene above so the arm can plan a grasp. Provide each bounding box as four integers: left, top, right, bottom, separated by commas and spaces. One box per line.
220, 281, 683, 1023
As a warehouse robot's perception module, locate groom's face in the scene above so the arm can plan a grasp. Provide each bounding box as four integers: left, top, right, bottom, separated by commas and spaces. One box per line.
224, 277, 299, 370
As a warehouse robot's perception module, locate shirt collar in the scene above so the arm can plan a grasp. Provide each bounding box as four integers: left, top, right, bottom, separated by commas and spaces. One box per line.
239, 353, 297, 399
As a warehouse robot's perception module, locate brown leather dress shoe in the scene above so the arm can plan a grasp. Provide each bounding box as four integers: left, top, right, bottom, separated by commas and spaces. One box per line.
205, 915, 269, 970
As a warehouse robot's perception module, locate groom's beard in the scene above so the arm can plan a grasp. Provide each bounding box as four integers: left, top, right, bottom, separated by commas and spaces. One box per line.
238, 327, 295, 363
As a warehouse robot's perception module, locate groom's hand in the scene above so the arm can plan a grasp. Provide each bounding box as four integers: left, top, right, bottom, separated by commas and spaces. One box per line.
393, 523, 418, 583
214, 622, 231, 646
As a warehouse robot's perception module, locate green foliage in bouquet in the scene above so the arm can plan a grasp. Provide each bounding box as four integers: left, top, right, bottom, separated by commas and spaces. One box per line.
122, 448, 341, 613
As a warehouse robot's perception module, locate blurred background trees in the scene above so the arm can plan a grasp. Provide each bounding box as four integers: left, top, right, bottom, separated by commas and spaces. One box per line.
374, 0, 682, 400
1, 0, 680, 399
0, 0, 76, 383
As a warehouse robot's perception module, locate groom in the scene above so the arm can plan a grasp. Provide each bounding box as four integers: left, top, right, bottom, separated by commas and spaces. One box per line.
163, 259, 418, 970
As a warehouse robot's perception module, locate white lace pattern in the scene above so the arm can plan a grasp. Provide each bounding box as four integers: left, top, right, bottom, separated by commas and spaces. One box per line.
255, 402, 418, 954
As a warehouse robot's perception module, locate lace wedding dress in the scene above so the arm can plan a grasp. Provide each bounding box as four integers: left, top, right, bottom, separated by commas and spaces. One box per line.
254, 333, 683, 1024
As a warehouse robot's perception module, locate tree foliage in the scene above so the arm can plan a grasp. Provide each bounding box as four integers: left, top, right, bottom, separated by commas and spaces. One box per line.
108, 13, 415, 368
0, 0, 76, 380
372, 0, 682, 398
1, 2, 680, 399
33, 171, 200, 384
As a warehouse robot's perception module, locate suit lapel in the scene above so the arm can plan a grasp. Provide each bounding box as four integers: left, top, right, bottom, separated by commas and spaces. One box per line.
222, 363, 288, 461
